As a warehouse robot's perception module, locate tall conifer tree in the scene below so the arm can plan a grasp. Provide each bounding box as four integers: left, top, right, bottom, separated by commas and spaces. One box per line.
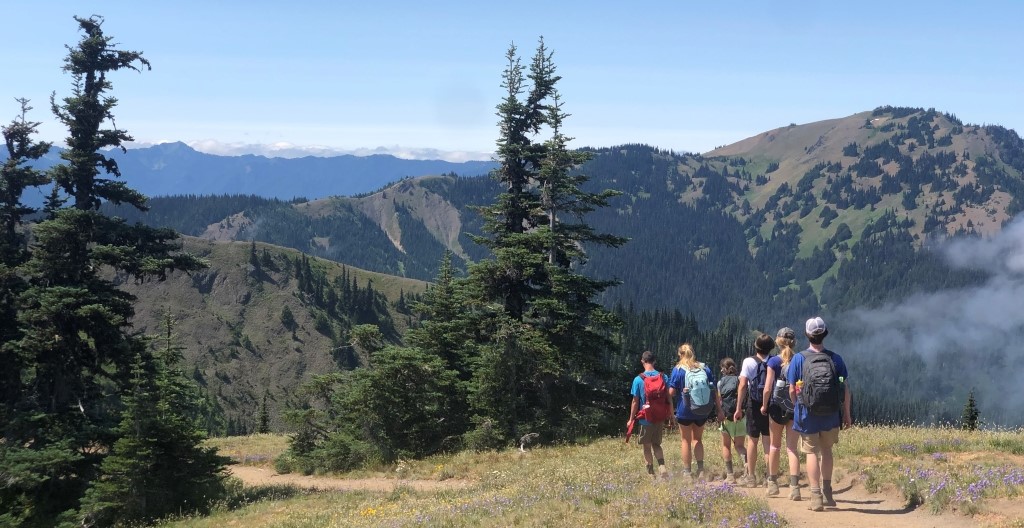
461, 39, 624, 445
1, 16, 205, 526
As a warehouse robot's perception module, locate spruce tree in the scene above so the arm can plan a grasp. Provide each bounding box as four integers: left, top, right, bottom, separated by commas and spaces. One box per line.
460, 39, 624, 445
0, 100, 51, 430
80, 312, 228, 526
258, 391, 271, 434
1, 16, 205, 526
961, 389, 980, 431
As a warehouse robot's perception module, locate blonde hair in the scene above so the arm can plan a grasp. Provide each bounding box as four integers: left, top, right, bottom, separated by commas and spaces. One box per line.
775, 336, 796, 369
675, 343, 701, 370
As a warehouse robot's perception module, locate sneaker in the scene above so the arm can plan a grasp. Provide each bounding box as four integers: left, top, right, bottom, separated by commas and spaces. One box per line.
789, 486, 802, 501
766, 480, 780, 497
808, 491, 824, 512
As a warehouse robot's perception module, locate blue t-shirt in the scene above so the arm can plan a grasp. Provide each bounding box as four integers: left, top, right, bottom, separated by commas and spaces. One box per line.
631, 370, 669, 426
786, 348, 848, 434
669, 364, 717, 421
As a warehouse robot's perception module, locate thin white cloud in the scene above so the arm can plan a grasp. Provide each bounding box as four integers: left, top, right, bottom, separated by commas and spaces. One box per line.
124, 140, 493, 163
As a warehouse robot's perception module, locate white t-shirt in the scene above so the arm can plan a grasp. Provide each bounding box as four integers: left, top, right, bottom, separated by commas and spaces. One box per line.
740, 355, 768, 381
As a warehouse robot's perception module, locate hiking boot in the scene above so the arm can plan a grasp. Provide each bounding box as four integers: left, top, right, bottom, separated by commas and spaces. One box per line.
789, 486, 801, 501
739, 474, 758, 488
658, 465, 669, 480
766, 479, 780, 497
694, 469, 705, 482
823, 488, 836, 507
808, 491, 824, 512
726, 472, 737, 484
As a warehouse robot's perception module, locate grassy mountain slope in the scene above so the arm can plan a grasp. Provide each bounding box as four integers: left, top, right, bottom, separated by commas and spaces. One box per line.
117, 237, 426, 433
708, 108, 1015, 246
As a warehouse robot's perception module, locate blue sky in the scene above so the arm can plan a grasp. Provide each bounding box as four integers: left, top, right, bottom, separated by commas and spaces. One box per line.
4, 2, 1023, 161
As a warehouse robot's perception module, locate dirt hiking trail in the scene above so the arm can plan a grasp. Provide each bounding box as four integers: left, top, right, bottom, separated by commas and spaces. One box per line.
227, 465, 470, 492
735, 477, 976, 528
229, 464, 1009, 526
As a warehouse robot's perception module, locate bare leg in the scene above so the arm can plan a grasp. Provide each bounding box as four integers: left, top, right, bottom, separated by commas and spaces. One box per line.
768, 418, 784, 479
785, 421, 800, 480
745, 435, 759, 478
693, 423, 706, 475
678, 424, 693, 471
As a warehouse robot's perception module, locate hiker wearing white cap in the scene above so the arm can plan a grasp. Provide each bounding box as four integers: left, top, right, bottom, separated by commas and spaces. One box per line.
787, 317, 852, 512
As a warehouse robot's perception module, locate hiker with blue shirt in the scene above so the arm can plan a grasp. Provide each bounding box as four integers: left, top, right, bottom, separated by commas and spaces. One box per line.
669, 343, 723, 482
761, 327, 802, 500
628, 350, 673, 479
787, 316, 853, 512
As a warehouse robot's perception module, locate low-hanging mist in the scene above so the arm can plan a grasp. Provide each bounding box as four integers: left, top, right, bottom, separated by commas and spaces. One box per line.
827, 216, 1024, 427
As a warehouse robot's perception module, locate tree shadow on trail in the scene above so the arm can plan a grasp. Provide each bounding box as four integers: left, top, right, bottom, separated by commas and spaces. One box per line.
840, 502, 918, 515
831, 482, 856, 494
835, 498, 881, 505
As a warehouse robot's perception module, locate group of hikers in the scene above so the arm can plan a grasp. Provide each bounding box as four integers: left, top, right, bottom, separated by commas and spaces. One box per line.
627, 316, 852, 512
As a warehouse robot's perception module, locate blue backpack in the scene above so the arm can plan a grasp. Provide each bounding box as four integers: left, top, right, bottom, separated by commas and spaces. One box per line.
747, 356, 769, 406
685, 365, 715, 417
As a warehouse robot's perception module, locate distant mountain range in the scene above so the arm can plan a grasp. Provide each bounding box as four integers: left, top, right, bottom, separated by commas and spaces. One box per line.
20, 141, 497, 204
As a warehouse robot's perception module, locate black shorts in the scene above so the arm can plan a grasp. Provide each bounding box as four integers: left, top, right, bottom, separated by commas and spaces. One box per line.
745, 405, 770, 437
769, 404, 794, 425
677, 417, 709, 427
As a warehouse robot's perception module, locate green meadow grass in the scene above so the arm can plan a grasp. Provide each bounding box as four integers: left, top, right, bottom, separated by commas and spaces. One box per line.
168, 425, 1024, 527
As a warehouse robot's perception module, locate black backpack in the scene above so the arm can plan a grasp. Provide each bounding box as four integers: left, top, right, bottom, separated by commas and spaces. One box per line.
798, 350, 842, 416
719, 375, 739, 415
747, 356, 769, 406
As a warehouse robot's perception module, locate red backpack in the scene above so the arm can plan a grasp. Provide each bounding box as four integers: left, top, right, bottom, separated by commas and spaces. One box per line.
638, 373, 671, 423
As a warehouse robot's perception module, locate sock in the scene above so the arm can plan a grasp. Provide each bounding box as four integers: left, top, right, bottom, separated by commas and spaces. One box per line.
646, 464, 654, 475
683, 463, 692, 475
769, 474, 778, 483
726, 459, 734, 474
696, 460, 705, 473
823, 479, 832, 493
740, 453, 748, 465
790, 475, 799, 487
810, 486, 821, 495
656, 458, 665, 466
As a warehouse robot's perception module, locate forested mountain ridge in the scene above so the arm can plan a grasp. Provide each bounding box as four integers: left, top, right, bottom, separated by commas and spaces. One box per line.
116, 237, 426, 435
109, 106, 1019, 328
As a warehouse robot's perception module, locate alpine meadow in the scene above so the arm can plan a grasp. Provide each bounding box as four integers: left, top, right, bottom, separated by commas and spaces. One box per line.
5, 13, 1024, 528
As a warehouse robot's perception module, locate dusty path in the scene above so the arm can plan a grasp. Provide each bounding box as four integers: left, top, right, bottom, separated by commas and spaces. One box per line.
735, 478, 975, 528
230, 464, 993, 526
227, 465, 471, 492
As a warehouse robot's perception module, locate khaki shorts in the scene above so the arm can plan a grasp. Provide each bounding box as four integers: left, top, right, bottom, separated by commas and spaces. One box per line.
800, 427, 840, 454
719, 418, 746, 438
638, 422, 665, 445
